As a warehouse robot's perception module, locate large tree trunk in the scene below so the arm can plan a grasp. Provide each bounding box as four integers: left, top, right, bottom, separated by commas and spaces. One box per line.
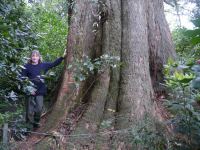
148, 0, 175, 91
35, 0, 175, 149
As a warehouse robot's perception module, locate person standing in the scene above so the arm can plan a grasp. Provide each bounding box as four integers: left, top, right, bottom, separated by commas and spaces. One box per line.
21, 50, 66, 129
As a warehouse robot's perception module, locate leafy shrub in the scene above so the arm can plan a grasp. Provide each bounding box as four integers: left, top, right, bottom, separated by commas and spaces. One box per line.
172, 28, 193, 56
172, 18, 200, 60
185, 18, 200, 46
69, 54, 120, 82
25, 3, 68, 102
0, 0, 67, 126
0, 0, 40, 129
164, 58, 200, 149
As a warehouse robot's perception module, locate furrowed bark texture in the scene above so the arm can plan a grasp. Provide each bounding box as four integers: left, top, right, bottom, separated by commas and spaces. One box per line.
117, 0, 175, 128
147, 0, 176, 90
99, 0, 121, 129
101, 0, 121, 122
40, 0, 101, 132
66, 0, 107, 137
35, 0, 175, 149
69, 1, 122, 148
117, 0, 154, 130
35, 0, 100, 148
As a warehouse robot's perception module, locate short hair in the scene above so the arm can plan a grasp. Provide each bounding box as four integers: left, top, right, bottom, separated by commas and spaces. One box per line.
28, 50, 43, 64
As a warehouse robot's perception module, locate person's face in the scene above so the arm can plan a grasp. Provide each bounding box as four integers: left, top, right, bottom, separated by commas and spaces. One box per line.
31, 53, 40, 64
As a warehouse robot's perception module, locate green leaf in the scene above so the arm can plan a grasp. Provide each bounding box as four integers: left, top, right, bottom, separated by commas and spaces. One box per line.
191, 36, 200, 45
185, 29, 200, 38
178, 78, 193, 83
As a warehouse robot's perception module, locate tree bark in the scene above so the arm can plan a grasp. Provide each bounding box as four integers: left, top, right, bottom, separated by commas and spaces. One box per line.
117, 0, 154, 130
35, 0, 175, 149
148, 0, 175, 91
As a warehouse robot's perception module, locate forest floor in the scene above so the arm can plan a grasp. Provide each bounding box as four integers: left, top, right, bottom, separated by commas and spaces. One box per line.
12, 93, 170, 150
14, 104, 87, 149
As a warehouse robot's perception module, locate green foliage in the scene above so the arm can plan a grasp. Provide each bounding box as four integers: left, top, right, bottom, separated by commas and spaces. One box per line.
69, 54, 120, 82
194, 93, 200, 103
164, 58, 195, 88
27, 4, 67, 58
167, 16, 200, 149
164, 59, 200, 149
0, 107, 23, 125
185, 18, 200, 46
172, 28, 193, 55
0, 0, 67, 127
26, 3, 68, 100
0, 0, 37, 101
129, 117, 169, 150
172, 18, 200, 59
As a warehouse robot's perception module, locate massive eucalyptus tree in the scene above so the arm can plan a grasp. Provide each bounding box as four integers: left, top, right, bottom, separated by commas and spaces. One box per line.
36, 0, 175, 149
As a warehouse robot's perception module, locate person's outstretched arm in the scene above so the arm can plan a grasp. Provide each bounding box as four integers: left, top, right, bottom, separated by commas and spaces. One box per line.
43, 50, 66, 71
43, 57, 64, 71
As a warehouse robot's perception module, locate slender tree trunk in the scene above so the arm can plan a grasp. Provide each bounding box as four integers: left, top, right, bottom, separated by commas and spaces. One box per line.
35, 0, 175, 149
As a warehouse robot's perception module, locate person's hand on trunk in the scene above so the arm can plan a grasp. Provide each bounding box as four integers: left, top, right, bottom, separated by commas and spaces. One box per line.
63, 49, 67, 58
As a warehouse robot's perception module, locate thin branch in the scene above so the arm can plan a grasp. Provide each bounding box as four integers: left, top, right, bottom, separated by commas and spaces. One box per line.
164, 0, 175, 7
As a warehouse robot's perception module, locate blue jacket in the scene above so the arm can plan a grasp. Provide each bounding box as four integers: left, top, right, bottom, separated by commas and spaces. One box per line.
21, 57, 64, 96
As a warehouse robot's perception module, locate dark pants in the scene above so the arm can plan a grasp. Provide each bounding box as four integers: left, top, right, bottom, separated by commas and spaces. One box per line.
26, 96, 43, 127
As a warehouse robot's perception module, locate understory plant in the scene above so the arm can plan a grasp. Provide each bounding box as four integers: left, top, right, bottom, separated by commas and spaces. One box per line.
0, 0, 67, 137
164, 58, 200, 149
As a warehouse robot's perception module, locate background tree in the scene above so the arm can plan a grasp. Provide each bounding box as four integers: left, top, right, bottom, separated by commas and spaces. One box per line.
164, 0, 200, 28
